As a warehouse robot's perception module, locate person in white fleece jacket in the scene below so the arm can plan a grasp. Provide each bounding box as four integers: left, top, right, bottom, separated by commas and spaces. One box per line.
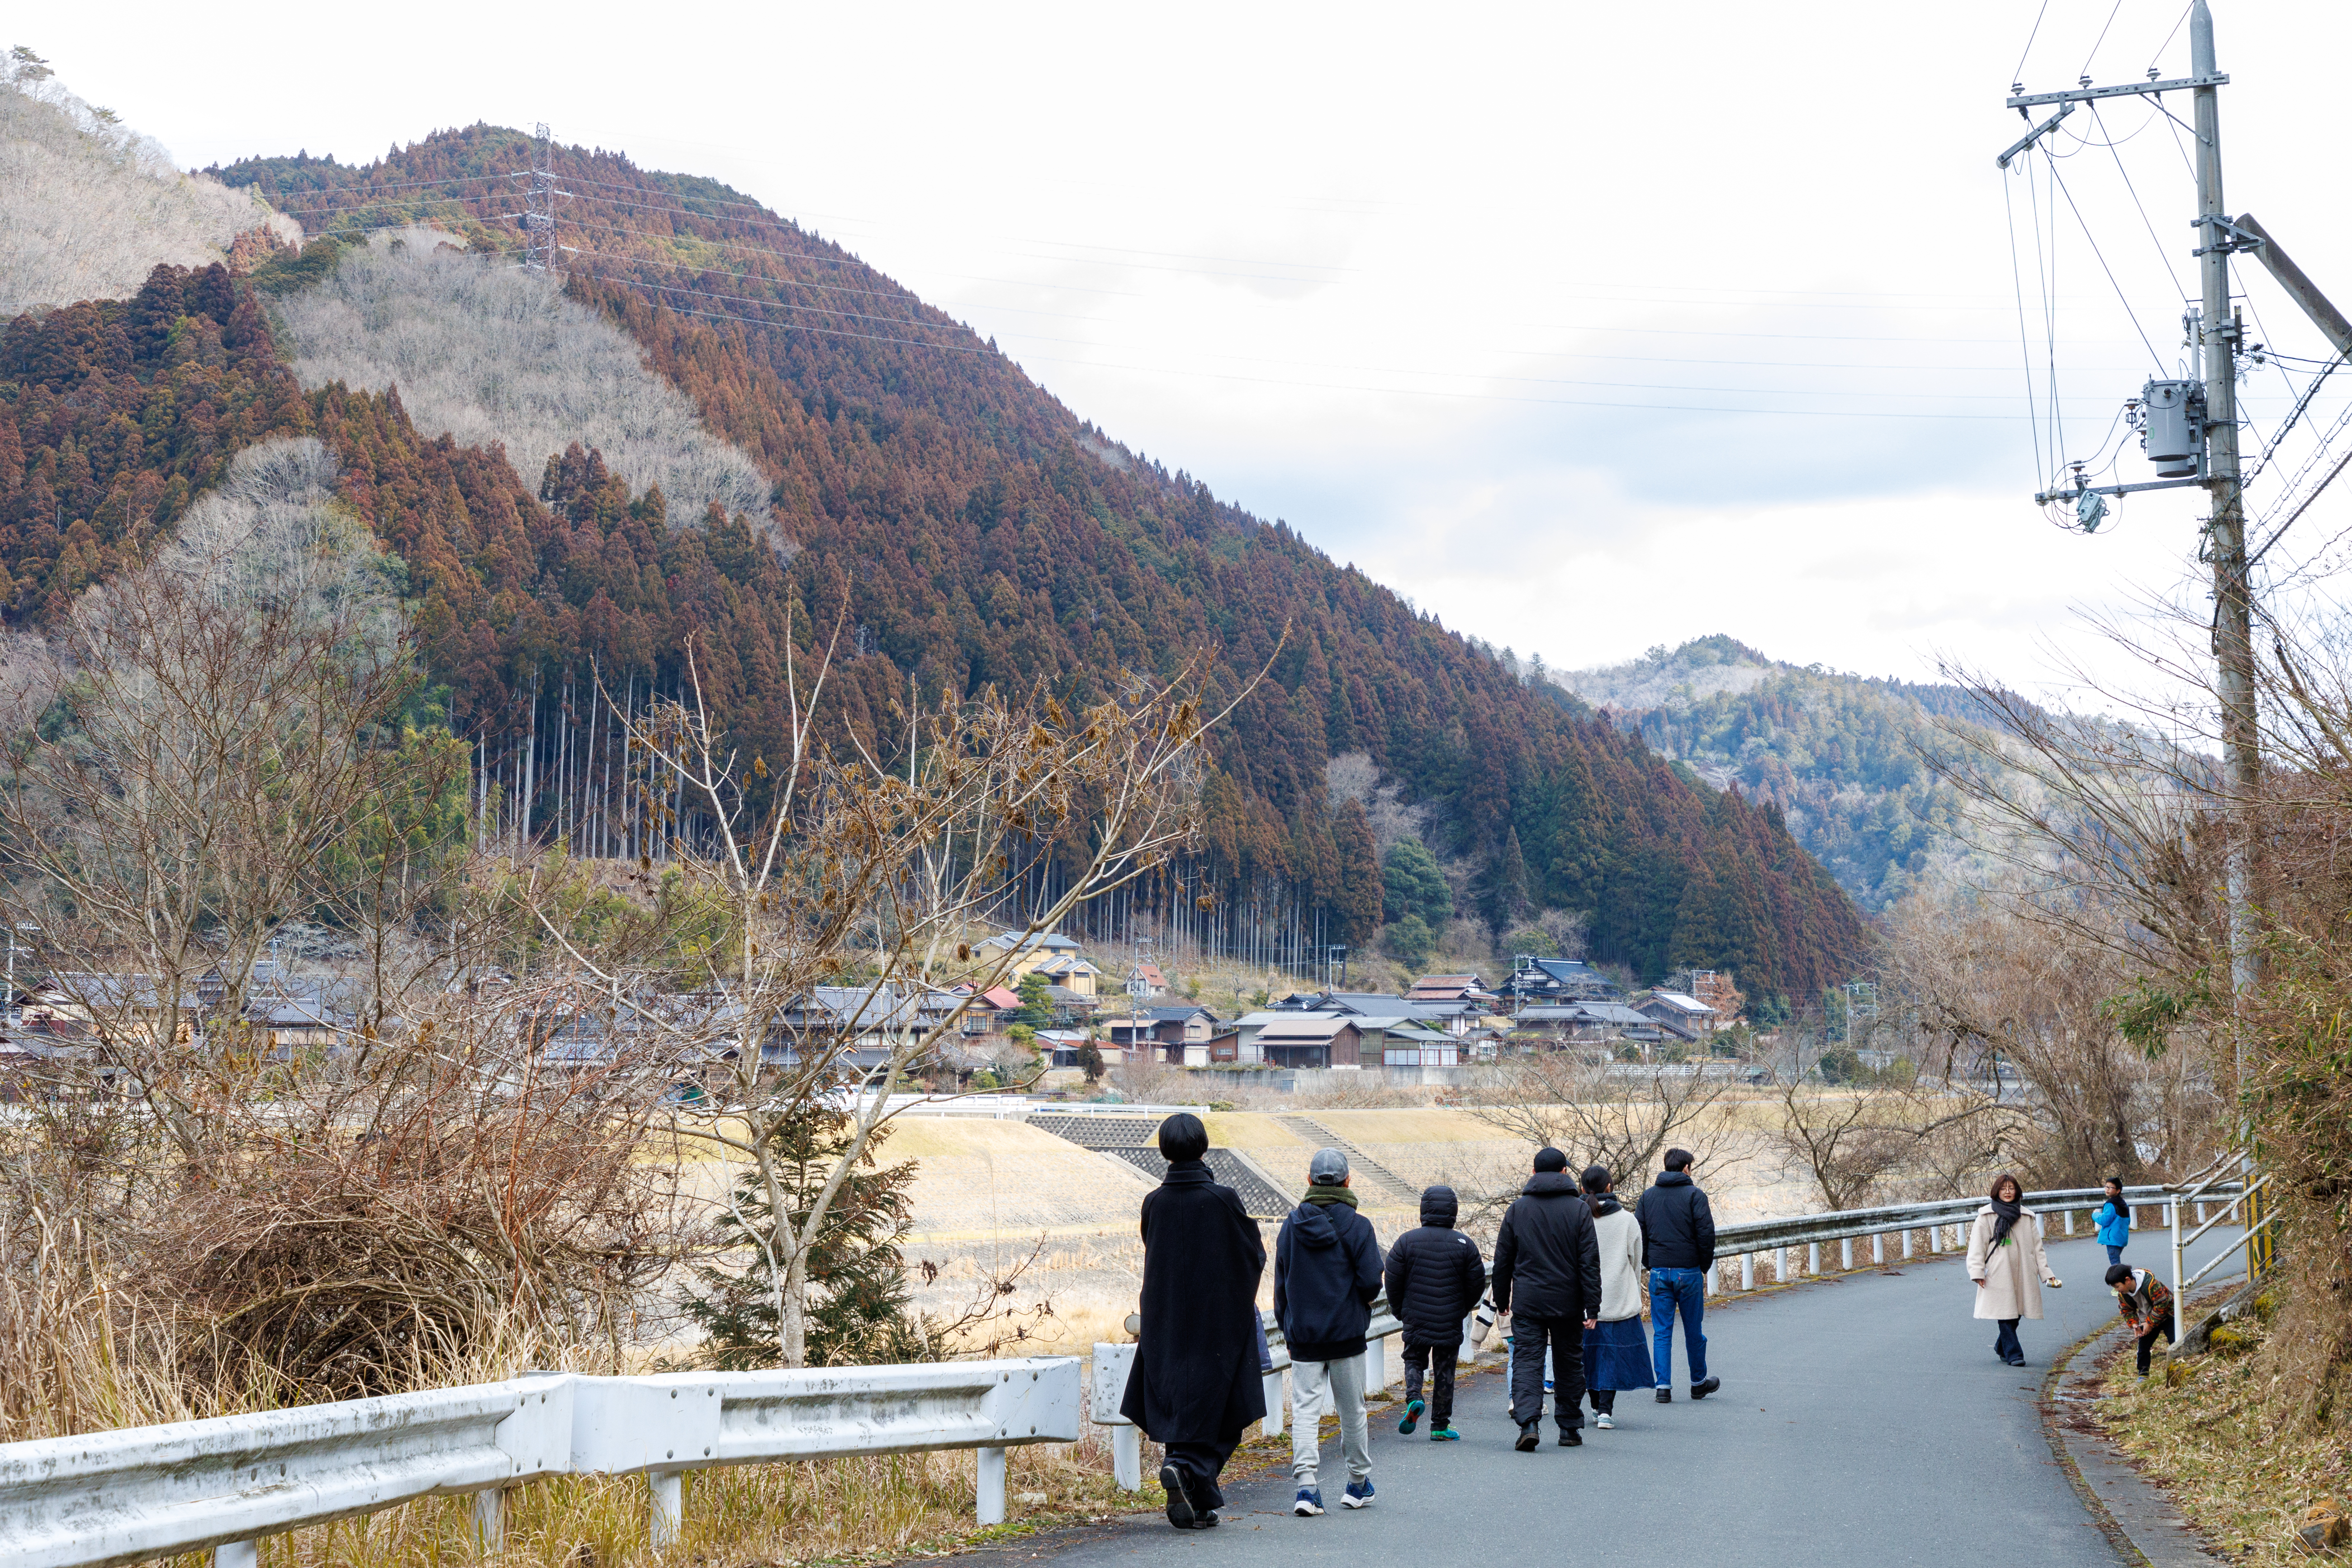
1578, 1165, 1655, 1429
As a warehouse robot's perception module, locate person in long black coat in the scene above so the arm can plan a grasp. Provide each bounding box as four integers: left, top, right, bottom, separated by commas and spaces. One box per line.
1119, 1112, 1267, 1529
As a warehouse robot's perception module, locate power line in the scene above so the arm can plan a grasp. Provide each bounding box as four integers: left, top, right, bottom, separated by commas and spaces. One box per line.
2080, 0, 2129, 78
2042, 149, 2165, 368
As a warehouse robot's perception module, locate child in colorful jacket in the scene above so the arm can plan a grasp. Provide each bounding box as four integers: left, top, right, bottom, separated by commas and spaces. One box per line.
2106, 1264, 2175, 1375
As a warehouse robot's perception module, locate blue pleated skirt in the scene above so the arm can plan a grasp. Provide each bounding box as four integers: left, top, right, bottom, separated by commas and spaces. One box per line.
1583, 1315, 1655, 1391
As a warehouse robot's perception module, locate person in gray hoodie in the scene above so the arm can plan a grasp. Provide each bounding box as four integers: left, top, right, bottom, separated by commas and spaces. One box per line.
1275, 1148, 1384, 1515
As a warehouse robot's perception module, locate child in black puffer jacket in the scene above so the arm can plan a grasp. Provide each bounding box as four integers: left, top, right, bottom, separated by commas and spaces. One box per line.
1384, 1185, 1487, 1440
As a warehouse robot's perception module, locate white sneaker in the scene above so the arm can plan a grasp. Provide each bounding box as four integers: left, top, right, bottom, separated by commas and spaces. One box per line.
1595, 1413, 1615, 1430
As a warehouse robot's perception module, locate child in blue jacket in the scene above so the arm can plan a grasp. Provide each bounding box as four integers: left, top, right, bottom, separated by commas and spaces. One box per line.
2094, 1177, 2130, 1266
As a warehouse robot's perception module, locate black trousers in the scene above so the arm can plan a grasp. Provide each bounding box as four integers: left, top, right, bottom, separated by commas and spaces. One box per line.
1162, 1437, 1239, 1512
1587, 1386, 1616, 1414
1401, 1339, 1458, 1427
2135, 1319, 2176, 1374
1509, 1316, 1586, 1432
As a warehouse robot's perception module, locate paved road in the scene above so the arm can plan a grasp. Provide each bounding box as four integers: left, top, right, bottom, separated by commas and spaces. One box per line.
1029, 1227, 2246, 1567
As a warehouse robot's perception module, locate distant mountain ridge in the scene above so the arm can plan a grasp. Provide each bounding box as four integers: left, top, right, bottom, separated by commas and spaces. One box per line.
0, 90, 1868, 1004
1554, 635, 2011, 913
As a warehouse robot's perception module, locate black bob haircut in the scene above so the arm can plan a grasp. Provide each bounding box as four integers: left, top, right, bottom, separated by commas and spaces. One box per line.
1157, 1112, 1209, 1162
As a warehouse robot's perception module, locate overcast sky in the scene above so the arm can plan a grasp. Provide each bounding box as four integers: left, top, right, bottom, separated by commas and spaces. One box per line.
33, 0, 2352, 699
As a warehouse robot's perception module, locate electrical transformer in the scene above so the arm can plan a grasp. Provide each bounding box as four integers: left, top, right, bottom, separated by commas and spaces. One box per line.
2140, 379, 2205, 478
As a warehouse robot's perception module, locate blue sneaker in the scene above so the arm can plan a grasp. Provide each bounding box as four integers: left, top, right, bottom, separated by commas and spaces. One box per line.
1398, 1397, 1424, 1435
1429, 1425, 1462, 1441
1341, 1478, 1375, 1509
1293, 1487, 1324, 1516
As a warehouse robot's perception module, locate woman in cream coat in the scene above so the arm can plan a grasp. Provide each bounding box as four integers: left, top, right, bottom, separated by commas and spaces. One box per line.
1578, 1165, 1654, 1428
1968, 1172, 2061, 1366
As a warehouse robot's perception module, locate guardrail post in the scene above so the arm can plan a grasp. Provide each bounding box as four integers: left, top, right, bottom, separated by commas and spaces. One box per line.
1807, 1242, 1821, 1277
1872, 1232, 1884, 1265
1926, 1224, 1939, 1255
1263, 1369, 1285, 1436
1740, 1252, 1754, 1290
649, 1469, 683, 1549
1774, 1246, 1788, 1284
214, 1544, 257, 1568
1112, 1425, 1143, 1489
1901, 1227, 1913, 1259
977, 1445, 1008, 1525
1840, 1237, 1854, 1272
1704, 1260, 1718, 1296
474, 1487, 505, 1551
2063, 1208, 2074, 1235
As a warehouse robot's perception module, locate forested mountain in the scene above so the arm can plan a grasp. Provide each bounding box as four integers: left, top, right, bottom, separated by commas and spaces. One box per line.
0, 48, 290, 317
0, 106, 1868, 1004
1557, 636, 2015, 912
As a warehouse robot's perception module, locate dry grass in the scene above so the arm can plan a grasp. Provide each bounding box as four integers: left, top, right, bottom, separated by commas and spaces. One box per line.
170, 1435, 1140, 1568
2089, 1302, 2352, 1564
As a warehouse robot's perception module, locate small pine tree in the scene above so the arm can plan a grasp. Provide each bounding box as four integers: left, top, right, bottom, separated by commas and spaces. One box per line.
1013, 969, 1054, 1027
680, 1105, 930, 1369
1077, 1040, 1105, 1083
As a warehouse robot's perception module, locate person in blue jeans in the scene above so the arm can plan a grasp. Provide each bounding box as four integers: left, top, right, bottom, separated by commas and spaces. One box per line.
1633, 1148, 1720, 1402
2095, 1177, 2130, 1266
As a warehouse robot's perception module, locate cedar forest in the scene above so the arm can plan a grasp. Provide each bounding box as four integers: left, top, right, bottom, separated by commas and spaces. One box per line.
0, 123, 1866, 1004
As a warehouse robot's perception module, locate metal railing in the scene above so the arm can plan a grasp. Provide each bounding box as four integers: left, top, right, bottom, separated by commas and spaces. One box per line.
0, 1360, 1079, 1568
2168, 1151, 2270, 1342
1089, 1293, 1410, 1489
1701, 1180, 2248, 1293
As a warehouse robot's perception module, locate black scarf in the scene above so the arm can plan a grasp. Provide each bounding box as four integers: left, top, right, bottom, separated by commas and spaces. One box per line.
1989, 1192, 2024, 1246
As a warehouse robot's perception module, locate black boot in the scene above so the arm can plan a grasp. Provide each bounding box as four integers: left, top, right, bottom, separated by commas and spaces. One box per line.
1515, 1422, 1540, 1452
1691, 1376, 1721, 1399
1159, 1464, 1195, 1529
1558, 1426, 1583, 1447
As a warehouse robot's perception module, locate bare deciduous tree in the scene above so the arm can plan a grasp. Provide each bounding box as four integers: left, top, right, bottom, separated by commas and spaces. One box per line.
268, 232, 777, 535
1467, 1052, 1745, 1193
1, 52, 288, 315
527, 620, 1254, 1366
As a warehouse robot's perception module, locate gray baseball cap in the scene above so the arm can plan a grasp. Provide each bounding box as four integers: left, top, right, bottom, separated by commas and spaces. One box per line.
1309, 1148, 1350, 1185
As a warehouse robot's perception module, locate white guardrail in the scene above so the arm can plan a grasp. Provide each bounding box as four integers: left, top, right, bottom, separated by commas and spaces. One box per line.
0, 1360, 1078, 1568
1700, 1180, 2248, 1292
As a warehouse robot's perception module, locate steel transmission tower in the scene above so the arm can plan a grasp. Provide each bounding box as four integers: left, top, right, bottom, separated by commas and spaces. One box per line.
514, 122, 572, 273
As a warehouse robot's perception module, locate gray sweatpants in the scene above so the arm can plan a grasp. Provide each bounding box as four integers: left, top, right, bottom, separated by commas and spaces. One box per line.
1290, 1355, 1371, 1485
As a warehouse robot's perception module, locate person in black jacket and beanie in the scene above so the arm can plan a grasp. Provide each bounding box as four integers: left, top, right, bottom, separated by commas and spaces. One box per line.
1491, 1146, 1603, 1451
1384, 1184, 1485, 1441
1276, 1148, 1384, 1515
1634, 1147, 1721, 1402
1119, 1113, 1266, 1530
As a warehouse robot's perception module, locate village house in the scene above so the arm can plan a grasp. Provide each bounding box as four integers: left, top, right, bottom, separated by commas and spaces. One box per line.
1104, 1004, 1221, 1056
972, 929, 1086, 980
1270, 990, 1489, 1035
1503, 957, 1620, 1004
1405, 972, 1494, 1004
1510, 1000, 1659, 1052
1634, 989, 1720, 1039
18, 973, 199, 1051
1028, 952, 1104, 997
1251, 1013, 1364, 1070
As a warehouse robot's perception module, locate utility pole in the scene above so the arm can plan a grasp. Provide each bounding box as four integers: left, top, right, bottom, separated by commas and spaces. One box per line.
2003, 0, 2307, 1279
2190, 5, 2261, 1017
